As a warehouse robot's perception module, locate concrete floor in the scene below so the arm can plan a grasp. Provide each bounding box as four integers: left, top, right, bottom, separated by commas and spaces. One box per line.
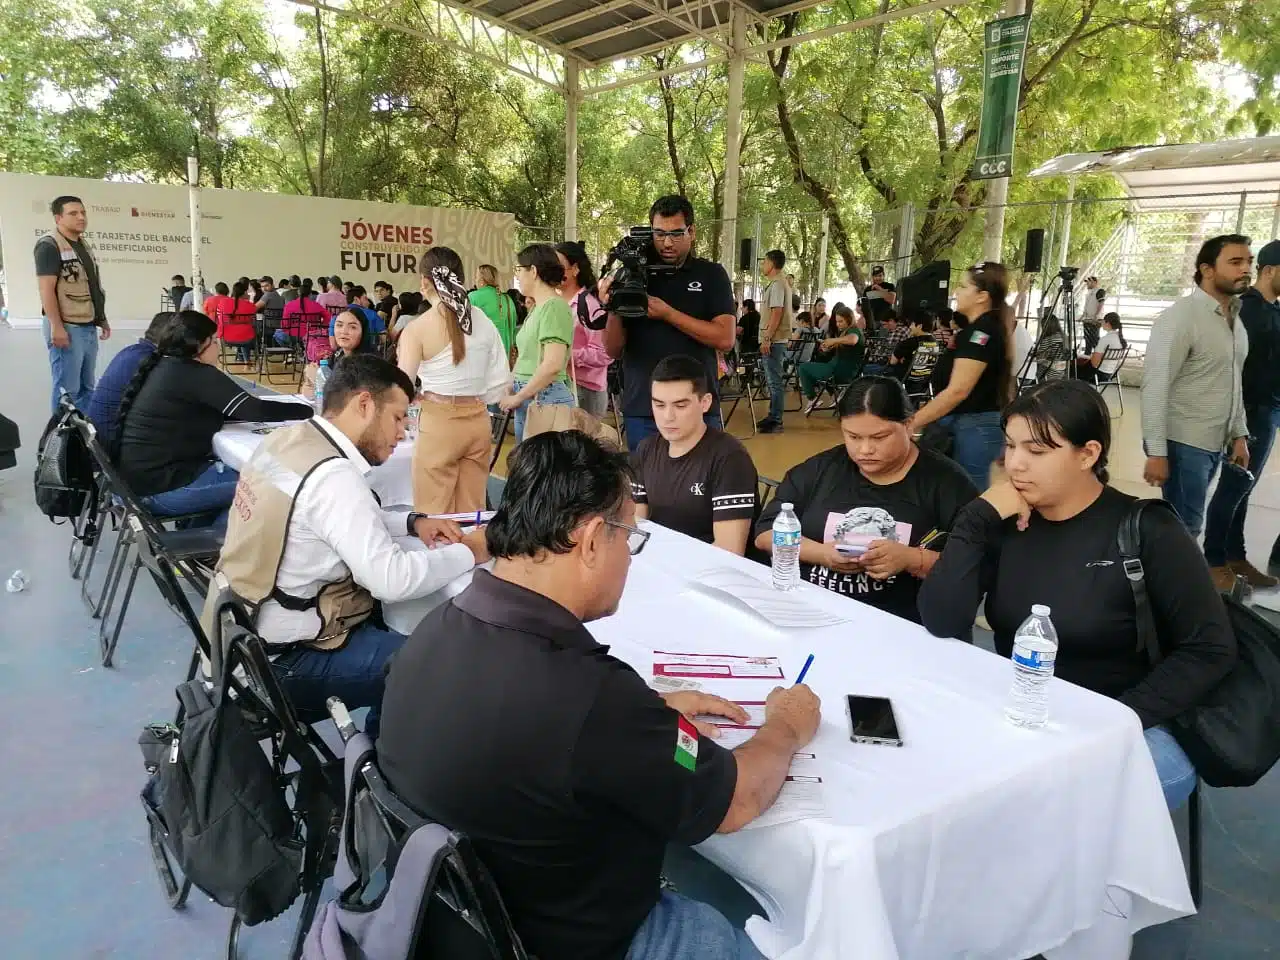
0, 324, 1276, 959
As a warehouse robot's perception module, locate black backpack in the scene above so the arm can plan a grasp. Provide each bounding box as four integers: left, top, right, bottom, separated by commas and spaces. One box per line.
140, 667, 303, 926
33, 403, 96, 522
1119, 499, 1280, 787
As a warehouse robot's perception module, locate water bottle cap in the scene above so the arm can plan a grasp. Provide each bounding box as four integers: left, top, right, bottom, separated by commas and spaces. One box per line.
1031, 604, 1051, 617
781, 502, 795, 511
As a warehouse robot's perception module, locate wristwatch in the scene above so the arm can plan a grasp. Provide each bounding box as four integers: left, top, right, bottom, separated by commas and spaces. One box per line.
406, 512, 427, 536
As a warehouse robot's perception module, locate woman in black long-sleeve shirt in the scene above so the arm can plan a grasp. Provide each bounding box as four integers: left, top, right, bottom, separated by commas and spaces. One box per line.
918, 380, 1236, 810
115, 310, 312, 526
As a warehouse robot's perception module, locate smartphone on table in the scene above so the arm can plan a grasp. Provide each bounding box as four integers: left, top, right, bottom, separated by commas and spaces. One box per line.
846, 695, 903, 747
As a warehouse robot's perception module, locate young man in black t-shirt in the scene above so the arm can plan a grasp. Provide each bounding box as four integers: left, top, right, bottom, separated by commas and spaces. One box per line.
631, 354, 758, 554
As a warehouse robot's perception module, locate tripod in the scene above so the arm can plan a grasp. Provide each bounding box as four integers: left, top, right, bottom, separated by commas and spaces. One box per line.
1037, 266, 1082, 380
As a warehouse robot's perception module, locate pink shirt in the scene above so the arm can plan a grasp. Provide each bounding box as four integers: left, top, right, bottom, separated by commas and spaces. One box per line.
316, 290, 348, 312
569, 289, 610, 392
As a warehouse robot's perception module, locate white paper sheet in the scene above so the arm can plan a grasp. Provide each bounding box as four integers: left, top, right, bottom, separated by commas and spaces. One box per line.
685, 566, 850, 629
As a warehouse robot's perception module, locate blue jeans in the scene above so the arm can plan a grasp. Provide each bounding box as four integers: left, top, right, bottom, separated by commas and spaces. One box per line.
271, 621, 406, 740
142, 462, 239, 531
761, 343, 788, 422
1162, 440, 1221, 539
624, 412, 724, 454
941, 410, 1004, 490
1145, 725, 1197, 810
1203, 405, 1280, 566
511, 378, 576, 442
626, 892, 763, 960
43, 317, 99, 413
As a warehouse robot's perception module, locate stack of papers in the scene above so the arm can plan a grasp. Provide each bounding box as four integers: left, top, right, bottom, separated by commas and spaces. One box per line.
685, 566, 849, 629
649, 652, 828, 828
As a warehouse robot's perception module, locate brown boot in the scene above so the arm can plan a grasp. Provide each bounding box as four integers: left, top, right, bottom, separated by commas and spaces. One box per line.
1208, 565, 1238, 593
1228, 559, 1279, 589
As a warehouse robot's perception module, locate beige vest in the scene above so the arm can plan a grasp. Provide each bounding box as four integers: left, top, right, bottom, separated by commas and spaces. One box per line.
200, 420, 374, 651
48, 231, 99, 325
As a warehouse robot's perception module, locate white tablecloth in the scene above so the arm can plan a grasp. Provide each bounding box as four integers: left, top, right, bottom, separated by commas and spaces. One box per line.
212, 399, 416, 508
385, 522, 1194, 960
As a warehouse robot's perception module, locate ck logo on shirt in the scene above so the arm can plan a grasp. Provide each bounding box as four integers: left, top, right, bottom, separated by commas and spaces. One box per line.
687, 281, 703, 292
690, 483, 705, 496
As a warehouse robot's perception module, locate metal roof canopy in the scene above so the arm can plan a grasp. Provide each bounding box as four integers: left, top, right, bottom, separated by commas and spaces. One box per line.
285, 0, 974, 269
1028, 136, 1280, 211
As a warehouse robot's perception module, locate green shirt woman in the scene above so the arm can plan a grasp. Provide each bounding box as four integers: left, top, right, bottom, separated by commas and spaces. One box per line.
498, 244, 576, 440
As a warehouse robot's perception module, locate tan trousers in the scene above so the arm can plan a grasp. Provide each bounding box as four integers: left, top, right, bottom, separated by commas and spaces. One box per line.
411, 399, 491, 514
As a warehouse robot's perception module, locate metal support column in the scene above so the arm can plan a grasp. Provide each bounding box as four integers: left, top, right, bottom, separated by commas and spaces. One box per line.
186, 157, 204, 310
564, 60, 580, 242
1058, 177, 1076, 268
753, 211, 763, 302
815, 213, 831, 299
980, 0, 1027, 263
1270, 195, 1280, 241
719, 10, 746, 278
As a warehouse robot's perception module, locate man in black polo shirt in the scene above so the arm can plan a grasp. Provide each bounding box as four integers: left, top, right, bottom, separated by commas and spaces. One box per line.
632, 354, 757, 555
378, 432, 819, 960
602, 195, 737, 453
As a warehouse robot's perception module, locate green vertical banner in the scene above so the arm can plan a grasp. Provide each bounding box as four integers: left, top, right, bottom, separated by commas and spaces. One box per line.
971, 14, 1031, 181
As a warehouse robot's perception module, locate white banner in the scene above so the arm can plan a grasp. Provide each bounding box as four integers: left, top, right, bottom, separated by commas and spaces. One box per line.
0, 172, 518, 328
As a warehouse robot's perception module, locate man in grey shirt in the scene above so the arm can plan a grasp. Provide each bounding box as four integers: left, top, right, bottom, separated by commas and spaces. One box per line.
758, 248, 793, 433
1142, 234, 1253, 541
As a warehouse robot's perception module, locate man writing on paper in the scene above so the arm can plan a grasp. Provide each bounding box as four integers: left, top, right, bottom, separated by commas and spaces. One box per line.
203, 354, 489, 738
631, 354, 757, 555
379, 431, 820, 960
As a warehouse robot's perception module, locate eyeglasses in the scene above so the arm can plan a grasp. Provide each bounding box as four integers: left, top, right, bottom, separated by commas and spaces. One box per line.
604, 518, 650, 555
652, 228, 690, 240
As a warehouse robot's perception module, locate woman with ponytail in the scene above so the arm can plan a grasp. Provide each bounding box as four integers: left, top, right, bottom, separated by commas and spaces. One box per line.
555, 240, 611, 418
218, 278, 258, 363
920, 380, 1235, 811
911, 261, 1015, 488
1077, 311, 1126, 383
115, 310, 312, 526
398, 246, 511, 513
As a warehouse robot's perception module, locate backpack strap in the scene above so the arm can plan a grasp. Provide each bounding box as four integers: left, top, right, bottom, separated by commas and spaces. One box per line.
1117, 498, 1178, 666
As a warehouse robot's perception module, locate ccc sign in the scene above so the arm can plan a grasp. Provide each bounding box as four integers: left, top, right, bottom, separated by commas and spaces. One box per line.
977, 160, 1010, 177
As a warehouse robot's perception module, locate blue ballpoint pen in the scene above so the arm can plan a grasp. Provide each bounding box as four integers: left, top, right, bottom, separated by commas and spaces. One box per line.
794, 654, 814, 686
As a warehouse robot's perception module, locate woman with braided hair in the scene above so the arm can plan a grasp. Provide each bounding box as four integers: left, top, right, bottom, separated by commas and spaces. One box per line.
114, 310, 313, 527
398, 246, 512, 513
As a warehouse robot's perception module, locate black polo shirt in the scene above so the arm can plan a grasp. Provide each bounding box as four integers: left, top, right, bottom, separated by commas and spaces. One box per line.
951, 310, 1009, 415
377, 570, 738, 960
621, 255, 735, 418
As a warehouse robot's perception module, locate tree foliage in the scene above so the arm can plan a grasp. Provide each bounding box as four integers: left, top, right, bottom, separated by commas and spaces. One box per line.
0, 0, 1270, 285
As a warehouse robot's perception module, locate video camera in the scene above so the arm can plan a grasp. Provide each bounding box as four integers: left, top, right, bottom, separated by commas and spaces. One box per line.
595, 226, 677, 326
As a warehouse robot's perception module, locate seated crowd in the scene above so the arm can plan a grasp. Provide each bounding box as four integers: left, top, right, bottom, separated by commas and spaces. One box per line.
81, 221, 1255, 960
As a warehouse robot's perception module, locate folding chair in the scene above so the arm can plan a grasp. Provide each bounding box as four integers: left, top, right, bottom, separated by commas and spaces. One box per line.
145, 596, 343, 960
306, 697, 530, 960
719, 350, 759, 440
804, 356, 865, 418
222, 623, 344, 960
259, 308, 295, 382
216, 307, 259, 375
1093, 344, 1130, 415
72, 415, 222, 667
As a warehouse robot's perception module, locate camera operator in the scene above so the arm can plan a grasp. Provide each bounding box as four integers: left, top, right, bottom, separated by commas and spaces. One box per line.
601, 195, 736, 453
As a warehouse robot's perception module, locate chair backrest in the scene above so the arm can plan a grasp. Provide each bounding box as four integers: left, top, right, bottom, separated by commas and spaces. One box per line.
307, 722, 528, 960
1101, 343, 1128, 369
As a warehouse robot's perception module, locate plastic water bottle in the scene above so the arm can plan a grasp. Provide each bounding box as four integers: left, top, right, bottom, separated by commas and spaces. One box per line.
1005, 604, 1059, 728
771, 503, 802, 591
6, 570, 28, 593
314, 359, 330, 412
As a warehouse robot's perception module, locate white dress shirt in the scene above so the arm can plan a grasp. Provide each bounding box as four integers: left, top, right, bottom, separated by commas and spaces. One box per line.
254, 416, 475, 645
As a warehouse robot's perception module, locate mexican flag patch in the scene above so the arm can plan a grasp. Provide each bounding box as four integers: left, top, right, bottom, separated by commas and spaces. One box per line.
969, 330, 990, 346
674, 715, 699, 771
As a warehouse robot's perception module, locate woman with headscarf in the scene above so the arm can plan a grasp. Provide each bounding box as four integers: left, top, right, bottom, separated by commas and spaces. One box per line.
398, 247, 512, 513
